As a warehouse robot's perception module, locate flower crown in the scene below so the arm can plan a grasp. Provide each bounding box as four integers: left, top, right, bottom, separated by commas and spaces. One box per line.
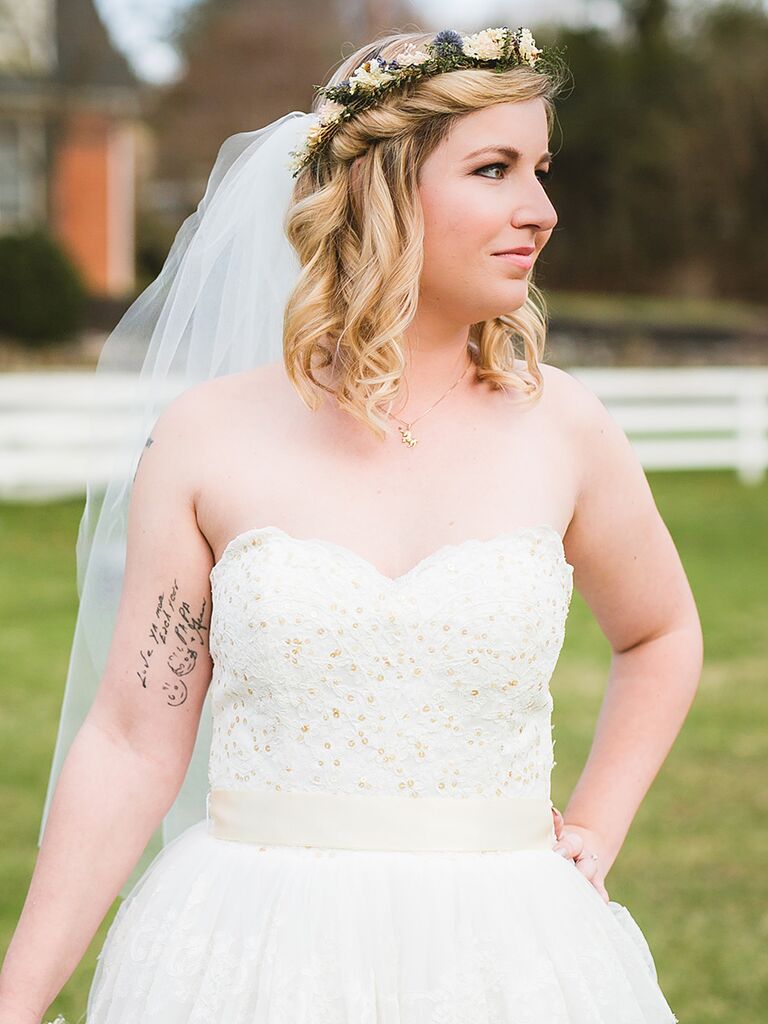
288, 26, 564, 177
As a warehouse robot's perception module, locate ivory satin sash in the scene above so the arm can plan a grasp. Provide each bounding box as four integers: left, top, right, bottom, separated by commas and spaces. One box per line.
207, 787, 556, 852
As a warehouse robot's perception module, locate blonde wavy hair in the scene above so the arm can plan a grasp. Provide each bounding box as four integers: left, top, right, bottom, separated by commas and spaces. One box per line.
283, 28, 569, 440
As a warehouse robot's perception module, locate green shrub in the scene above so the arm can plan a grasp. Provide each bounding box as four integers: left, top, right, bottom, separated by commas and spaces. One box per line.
0, 228, 88, 344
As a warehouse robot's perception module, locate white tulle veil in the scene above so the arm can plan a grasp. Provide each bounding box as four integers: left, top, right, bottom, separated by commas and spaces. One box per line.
37, 110, 316, 896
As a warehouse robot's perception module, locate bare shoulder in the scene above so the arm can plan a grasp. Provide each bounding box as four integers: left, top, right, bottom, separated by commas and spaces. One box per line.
527, 361, 644, 516
178, 361, 286, 406
521, 361, 628, 478
148, 362, 298, 504
532, 360, 603, 423
156, 362, 287, 430
507, 359, 603, 458
141, 371, 256, 489
540, 362, 701, 653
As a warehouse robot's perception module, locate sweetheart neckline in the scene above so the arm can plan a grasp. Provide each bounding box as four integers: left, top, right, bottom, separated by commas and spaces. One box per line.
209, 522, 574, 587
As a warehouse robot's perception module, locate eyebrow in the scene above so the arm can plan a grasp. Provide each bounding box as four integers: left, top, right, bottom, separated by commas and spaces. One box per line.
463, 145, 553, 164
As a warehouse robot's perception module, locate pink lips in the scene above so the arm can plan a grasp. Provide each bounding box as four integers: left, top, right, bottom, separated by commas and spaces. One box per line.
492, 244, 535, 270
494, 246, 535, 255
493, 250, 534, 269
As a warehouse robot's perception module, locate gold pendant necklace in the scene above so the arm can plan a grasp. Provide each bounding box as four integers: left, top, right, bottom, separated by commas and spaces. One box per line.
387, 352, 473, 447
397, 424, 418, 448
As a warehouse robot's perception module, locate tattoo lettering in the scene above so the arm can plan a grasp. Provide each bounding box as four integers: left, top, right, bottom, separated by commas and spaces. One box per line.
137, 578, 209, 707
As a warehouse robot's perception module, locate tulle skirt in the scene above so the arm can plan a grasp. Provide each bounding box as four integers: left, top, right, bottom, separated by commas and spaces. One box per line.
85, 818, 679, 1023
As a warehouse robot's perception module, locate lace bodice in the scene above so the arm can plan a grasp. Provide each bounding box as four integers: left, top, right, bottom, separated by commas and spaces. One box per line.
207, 523, 574, 802
207, 524, 573, 802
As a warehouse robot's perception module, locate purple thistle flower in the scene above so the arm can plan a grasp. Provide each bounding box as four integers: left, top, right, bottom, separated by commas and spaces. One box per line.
430, 30, 464, 58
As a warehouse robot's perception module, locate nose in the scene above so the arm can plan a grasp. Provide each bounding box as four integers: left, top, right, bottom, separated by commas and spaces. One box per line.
511, 181, 557, 234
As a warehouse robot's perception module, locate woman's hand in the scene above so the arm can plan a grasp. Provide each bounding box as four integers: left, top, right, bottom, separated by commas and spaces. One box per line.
551, 806, 611, 904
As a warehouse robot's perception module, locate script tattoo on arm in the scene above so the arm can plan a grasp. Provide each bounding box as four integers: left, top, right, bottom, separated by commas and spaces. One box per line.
136, 578, 209, 707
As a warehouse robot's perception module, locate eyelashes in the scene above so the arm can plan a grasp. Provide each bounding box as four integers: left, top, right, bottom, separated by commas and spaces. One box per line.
474, 162, 553, 185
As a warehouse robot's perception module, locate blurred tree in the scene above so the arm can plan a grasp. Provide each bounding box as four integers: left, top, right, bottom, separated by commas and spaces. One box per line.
144, 0, 418, 203
534, 1, 767, 303
674, 2, 768, 298
621, 0, 673, 48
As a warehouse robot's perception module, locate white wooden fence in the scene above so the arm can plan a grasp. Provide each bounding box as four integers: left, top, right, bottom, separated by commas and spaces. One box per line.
1, 366, 767, 500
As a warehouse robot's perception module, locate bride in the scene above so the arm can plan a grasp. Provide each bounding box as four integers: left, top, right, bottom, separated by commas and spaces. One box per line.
0, 26, 700, 1023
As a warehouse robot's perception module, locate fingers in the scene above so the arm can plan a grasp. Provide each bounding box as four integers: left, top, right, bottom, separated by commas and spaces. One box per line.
552, 827, 611, 904
553, 830, 583, 860
551, 805, 565, 838
574, 854, 611, 903
574, 850, 599, 880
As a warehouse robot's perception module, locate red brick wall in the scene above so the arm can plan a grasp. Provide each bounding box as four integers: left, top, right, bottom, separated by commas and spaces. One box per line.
50, 108, 135, 297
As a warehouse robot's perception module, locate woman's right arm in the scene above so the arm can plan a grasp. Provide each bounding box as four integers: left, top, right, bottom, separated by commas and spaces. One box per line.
0, 391, 216, 1023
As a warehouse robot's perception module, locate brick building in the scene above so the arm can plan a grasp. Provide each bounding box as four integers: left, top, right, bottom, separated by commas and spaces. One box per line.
0, 0, 146, 296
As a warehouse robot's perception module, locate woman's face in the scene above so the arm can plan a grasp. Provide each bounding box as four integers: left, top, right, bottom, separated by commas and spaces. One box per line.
417, 99, 557, 324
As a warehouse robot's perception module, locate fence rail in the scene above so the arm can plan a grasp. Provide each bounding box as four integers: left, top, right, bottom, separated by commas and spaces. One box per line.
1, 366, 766, 500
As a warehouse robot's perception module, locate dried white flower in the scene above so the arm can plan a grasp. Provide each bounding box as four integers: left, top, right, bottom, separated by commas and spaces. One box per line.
304, 119, 325, 146
517, 28, 542, 66
461, 28, 507, 60
317, 99, 345, 125
392, 43, 431, 67
348, 59, 396, 94
287, 136, 312, 172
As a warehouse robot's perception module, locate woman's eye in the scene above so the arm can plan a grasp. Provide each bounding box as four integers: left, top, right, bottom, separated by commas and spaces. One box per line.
474, 163, 554, 186
474, 162, 507, 179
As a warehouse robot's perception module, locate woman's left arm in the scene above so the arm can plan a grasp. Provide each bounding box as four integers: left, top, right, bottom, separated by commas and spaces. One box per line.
553, 369, 704, 897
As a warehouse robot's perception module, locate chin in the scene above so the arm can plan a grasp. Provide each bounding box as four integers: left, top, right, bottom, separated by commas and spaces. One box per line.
479, 292, 529, 321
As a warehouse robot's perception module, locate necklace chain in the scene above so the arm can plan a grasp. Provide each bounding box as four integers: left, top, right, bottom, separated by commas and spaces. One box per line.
386, 352, 473, 448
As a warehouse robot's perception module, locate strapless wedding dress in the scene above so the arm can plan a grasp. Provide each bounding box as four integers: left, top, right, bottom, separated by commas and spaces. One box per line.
85, 524, 679, 1022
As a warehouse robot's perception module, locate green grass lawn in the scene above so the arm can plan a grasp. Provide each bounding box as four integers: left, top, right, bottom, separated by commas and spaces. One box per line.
1, 471, 766, 1021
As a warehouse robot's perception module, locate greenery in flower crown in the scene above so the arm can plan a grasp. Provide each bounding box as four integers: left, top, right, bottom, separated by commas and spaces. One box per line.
288, 26, 567, 178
